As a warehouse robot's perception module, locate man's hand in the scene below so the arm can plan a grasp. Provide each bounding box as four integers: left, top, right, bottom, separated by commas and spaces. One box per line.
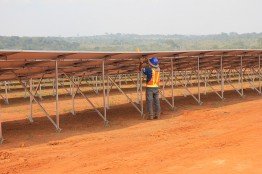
139, 57, 146, 71
140, 58, 144, 64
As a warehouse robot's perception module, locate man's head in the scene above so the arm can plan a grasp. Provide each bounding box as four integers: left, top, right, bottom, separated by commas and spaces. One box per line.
148, 57, 159, 68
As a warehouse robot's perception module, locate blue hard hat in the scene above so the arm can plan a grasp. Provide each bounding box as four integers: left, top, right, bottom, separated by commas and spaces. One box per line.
148, 57, 159, 68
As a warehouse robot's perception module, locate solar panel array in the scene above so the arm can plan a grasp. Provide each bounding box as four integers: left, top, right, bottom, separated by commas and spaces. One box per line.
1, 49, 261, 81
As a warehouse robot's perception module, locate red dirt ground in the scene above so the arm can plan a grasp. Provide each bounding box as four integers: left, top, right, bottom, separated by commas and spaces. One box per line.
0, 88, 262, 174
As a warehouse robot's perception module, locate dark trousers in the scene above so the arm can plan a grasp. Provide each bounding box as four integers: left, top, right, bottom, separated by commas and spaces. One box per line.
146, 87, 161, 117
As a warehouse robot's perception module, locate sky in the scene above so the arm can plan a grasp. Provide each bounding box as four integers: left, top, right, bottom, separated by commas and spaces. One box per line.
0, 0, 261, 36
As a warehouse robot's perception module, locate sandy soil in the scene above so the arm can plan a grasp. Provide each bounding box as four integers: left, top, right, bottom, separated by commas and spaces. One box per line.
0, 86, 262, 174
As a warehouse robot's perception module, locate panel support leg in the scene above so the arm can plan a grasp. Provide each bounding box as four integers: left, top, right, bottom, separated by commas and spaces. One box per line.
55, 60, 61, 132
28, 78, 34, 123
240, 56, 244, 97
204, 71, 207, 95
139, 71, 144, 117
102, 59, 109, 126
106, 75, 110, 109
39, 83, 42, 100
220, 56, 225, 99
4, 81, 9, 104
197, 56, 201, 105
71, 76, 76, 115
171, 57, 175, 110
136, 73, 140, 104
259, 55, 261, 93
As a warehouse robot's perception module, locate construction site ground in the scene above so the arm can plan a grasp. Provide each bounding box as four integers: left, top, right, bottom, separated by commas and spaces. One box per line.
0, 84, 262, 174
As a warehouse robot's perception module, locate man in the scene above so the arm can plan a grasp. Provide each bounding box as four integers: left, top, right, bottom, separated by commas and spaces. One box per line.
139, 57, 161, 120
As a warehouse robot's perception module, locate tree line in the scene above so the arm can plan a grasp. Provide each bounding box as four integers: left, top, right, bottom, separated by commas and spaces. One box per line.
0, 32, 261, 51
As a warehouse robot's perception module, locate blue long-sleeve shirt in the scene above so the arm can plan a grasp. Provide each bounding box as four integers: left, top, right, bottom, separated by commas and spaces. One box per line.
142, 67, 153, 83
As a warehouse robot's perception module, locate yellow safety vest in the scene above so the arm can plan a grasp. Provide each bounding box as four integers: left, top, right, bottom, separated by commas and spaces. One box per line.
146, 69, 160, 88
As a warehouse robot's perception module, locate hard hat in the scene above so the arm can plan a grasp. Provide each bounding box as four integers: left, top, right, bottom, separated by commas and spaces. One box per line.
148, 57, 159, 68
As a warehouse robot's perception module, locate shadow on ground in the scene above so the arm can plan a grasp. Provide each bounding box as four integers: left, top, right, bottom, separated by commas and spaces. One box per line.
1, 87, 261, 149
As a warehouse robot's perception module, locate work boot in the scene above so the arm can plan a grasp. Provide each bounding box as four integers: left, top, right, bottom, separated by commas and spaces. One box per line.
147, 115, 154, 120
154, 116, 160, 119
154, 114, 160, 119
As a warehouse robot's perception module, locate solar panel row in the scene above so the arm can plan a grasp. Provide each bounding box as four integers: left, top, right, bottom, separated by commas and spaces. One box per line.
0, 49, 261, 81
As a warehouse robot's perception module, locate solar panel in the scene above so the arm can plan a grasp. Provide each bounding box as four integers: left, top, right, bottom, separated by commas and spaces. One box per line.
0, 49, 261, 81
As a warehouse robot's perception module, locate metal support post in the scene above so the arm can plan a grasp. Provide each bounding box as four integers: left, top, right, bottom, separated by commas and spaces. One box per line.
55, 60, 61, 131
102, 59, 109, 126
139, 70, 144, 117
220, 56, 225, 99
71, 76, 76, 115
4, 81, 9, 104
39, 83, 42, 100
106, 75, 110, 109
28, 78, 34, 123
95, 76, 98, 93
136, 73, 140, 103
240, 56, 244, 97
171, 57, 175, 110
204, 71, 207, 95
34, 74, 45, 100
197, 56, 202, 105
259, 55, 261, 93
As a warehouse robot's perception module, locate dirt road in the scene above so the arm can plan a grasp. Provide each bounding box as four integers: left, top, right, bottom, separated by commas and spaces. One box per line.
0, 89, 262, 174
